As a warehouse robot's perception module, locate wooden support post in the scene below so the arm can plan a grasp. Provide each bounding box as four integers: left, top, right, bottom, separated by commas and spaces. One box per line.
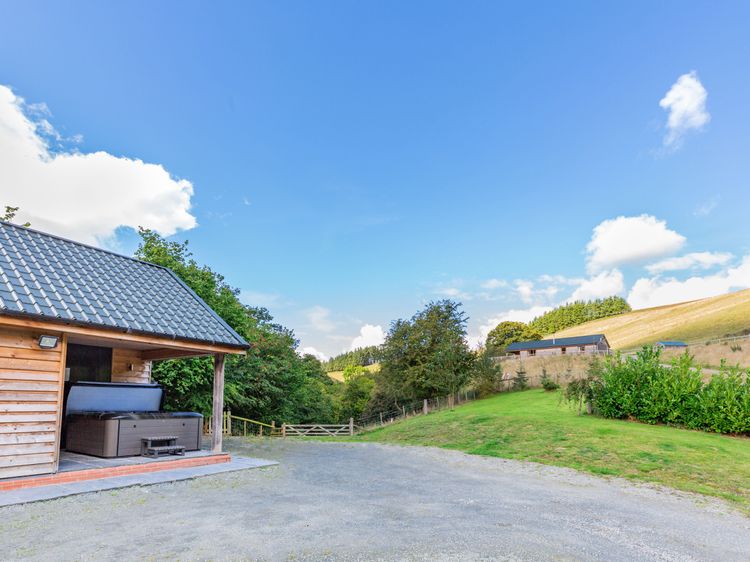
402, 405, 406, 417
281, 423, 286, 438
423, 398, 428, 415
349, 417, 354, 435
211, 353, 226, 453
379, 412, 383, 425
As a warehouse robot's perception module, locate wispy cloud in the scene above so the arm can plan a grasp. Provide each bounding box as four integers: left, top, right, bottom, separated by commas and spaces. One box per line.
305, 305, 336, 333
693, 196, 719, 217
659, 71, 710, 150
645, 251, 733, 275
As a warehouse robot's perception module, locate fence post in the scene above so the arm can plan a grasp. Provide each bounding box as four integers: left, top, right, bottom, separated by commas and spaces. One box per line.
281, 423, 286, 438
349, 417, 354, 436
271, 421, 275, 435
259, 425, 263, 437
423, 398, 428, 415
402, 405, 406, 418
436, 396, 440, 409
379, 412, 383, 425
224, 410, 231, 435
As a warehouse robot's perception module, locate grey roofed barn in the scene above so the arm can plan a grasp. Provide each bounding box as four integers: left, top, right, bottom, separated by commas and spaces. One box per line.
506, 334, 609, 352
0, 221, 248, 349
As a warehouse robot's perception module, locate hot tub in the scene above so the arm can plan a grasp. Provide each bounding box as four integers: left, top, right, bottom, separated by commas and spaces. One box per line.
64, 382, 203, 458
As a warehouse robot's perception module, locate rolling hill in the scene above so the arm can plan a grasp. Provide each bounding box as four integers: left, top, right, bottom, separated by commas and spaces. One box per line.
552, 288, 750, 350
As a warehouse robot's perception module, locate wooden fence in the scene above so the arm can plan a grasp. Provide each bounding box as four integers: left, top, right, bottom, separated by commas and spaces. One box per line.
205, 411, 354, 437
205, 411, 280, 437
281, 419, 354, 437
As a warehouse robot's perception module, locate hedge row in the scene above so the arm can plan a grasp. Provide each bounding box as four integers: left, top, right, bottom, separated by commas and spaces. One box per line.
593, 348, 750, 434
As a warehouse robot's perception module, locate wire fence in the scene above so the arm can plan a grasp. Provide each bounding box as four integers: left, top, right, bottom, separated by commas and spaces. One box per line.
354, 389, 480, 431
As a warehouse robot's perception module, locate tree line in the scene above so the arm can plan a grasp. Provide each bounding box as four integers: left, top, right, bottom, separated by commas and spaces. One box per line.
323, 346, 382, 372
485, 297, 630, 353
528, 297, 630, 334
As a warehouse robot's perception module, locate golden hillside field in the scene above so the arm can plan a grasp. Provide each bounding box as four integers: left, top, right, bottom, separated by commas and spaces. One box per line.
552, 288, 750, 350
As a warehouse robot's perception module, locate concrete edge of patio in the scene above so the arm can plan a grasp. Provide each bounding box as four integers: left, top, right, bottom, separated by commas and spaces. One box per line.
0, 456, 278, 507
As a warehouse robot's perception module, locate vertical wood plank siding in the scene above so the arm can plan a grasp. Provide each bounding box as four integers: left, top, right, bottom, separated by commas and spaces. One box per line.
0, 326, 64, 479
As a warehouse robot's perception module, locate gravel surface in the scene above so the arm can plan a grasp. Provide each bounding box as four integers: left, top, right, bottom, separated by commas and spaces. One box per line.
1, 439, 748, 561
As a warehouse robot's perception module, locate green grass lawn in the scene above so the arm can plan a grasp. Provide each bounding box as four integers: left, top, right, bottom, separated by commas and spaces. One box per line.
351, 389, 750, 510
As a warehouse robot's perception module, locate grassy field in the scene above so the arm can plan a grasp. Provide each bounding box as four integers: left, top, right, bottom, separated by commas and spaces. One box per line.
352, 389, 750, 510
327, 363, 380, 382
553, 288, 750, 350
662, 340, 750, 370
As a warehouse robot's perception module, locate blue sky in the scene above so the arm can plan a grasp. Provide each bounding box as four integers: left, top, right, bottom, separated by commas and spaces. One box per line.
2, 1, 750, 358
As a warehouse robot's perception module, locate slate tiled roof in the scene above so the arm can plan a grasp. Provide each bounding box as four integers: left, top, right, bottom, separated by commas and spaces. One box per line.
506, 334, 608, 351
0, 222, 248, 349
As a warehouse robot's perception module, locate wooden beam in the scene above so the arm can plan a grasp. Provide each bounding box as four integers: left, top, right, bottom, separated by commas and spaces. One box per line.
0, 314, 246, 356
211, 353, 226, 453
140, 349, 208, 361
53, 334, 67, 473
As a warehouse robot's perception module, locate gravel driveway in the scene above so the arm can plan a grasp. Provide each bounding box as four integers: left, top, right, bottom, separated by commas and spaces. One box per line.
1, 439, 748, 561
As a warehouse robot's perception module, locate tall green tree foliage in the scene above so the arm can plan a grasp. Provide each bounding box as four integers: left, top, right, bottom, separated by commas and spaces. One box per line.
136, 229, 335, 424
337, 365, 376, 421
485, 321, 542, 352
528, 297, 630, 334
370, 300, 474, 410
323, 345, 383, 372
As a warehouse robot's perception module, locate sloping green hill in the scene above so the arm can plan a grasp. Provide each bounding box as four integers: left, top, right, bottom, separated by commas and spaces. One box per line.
551, 289, 750, 350
352, 390, 750, 510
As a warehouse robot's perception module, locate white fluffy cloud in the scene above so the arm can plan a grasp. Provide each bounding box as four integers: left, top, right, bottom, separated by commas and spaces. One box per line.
300, 346, 329, 362
349, 324, 386, 351
586, 215, 685, 272
0, 85, 196, 245
568, 269, 625, 302
659, 71, 710, 149
628, 256, 750, 309
645, 252, 733, 275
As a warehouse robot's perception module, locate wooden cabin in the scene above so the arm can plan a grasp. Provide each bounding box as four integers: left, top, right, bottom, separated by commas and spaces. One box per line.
506, 334, 610, 357
0, 221, 249, 480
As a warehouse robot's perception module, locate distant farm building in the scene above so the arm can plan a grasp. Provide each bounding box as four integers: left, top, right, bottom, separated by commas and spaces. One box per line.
656, 340, 688, 349
506, 334, 610, 357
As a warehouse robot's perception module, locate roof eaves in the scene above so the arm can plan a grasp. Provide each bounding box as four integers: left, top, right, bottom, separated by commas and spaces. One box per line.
0, 309, 249, 351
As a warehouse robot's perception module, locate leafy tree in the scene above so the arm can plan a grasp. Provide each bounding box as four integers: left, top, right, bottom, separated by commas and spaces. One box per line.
473, 345, 501, 397
2, 206, 30, 227
338, 365, 376, 422
371, 300, 475, 410
485, 321, 542, 352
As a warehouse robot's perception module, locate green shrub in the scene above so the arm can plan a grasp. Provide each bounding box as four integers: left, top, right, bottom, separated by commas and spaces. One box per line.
696, 362, 750, 434
540, 368, 560, 391
563, 357, 602, 415
592, 348, 749, 434
513, 364, 528, 391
